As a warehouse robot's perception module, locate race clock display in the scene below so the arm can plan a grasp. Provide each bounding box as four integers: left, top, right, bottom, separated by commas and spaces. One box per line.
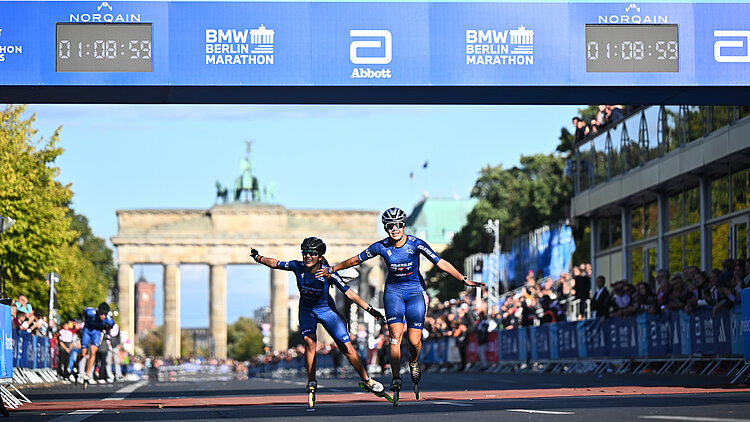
56, 23, 153, 72
585, 24, 679, 73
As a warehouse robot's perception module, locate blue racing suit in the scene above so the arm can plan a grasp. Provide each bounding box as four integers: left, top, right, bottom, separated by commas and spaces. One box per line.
81, 307, 114, 349
358, 236, 441, 329
276, 260, 352, 344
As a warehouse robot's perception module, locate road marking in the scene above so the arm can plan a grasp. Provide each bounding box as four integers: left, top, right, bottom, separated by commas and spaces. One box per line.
433, 401, 474, 407
103, 380, 148, 401
508, 409, 575, 415
48, 381, 147, 421
48, 409, 103, 422
640, 417, 750, 422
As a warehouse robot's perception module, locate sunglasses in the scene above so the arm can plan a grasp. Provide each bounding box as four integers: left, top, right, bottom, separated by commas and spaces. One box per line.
385, 222, 406, 231
302, 250, 319, 257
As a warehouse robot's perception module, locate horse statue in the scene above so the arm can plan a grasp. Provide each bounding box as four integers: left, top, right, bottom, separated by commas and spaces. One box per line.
215, 181, 228, 204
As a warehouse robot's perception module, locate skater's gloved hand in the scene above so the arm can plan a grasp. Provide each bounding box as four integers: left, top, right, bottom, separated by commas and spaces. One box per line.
366, 306, 385, 322
250, 248, 263, 263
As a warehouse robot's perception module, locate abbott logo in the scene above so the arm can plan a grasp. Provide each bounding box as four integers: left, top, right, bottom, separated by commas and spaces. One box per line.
349, 30, 392, 65
714, 30, 750, 63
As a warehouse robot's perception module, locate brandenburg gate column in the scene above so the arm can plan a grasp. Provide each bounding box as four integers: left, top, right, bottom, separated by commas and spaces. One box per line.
209, 264, 227, 359
164, 263, 181, 358
117, 263, 135, 343
270, 269, 289, 351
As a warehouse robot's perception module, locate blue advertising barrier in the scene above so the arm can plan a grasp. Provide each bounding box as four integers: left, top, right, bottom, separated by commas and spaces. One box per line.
606, 316, 638, 357
8, 328, 55, 370
743, 289, 750, 360
582, 318, 607, 357
530, 325, 551, 360
637, 312, 671, 357
690, 307, 732, 356
500, 329, 520, 361
556, 322, 578, 359
0, 304, 12, 379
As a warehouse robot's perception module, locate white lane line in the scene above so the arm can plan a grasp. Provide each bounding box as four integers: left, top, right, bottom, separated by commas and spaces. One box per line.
48, 381, 148, 422
103, 380, 148, 401
508, 409, 575, 415
433, 401, 474, 407
640, 417, 750, 422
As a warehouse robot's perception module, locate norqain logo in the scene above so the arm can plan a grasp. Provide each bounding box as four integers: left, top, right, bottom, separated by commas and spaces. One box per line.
598, 3, 667, 24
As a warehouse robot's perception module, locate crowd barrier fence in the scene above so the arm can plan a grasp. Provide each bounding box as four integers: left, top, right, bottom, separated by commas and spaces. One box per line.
421, 307, 742, 366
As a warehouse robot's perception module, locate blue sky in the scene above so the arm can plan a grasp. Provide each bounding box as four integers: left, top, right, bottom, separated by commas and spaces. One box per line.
22, 104, 580, 327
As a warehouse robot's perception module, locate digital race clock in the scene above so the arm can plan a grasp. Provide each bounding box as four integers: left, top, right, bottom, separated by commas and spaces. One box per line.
585, 24, 678, 73
56, 23, 152, 72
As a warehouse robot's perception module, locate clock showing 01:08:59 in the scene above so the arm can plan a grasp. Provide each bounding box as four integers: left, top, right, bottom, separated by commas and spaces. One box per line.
586, 24, 679, 73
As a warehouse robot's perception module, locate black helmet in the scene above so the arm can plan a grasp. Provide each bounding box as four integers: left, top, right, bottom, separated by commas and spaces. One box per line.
381, 207, 407, 225
98, 302, 110, 315
300, 237, 326, 255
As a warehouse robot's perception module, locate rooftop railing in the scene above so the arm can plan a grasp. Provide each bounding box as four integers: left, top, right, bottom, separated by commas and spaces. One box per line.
573, 106, 750, 195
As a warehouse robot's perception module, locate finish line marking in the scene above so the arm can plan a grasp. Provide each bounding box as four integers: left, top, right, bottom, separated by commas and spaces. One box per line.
508, 409, 575, 415
640, 416, 750, 422
48, 381, 147, 421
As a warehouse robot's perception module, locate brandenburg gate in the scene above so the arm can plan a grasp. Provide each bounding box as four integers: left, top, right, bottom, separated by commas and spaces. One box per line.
112, 203, 382, 358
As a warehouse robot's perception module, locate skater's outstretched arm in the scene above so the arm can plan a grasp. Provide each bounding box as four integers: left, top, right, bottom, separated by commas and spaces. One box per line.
315, 255, 360, 278
249, 248, 280, 268
436, 259, 486, 288
344, 289, 385, 323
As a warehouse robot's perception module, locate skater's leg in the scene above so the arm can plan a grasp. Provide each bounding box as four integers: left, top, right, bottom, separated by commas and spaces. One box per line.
388, 322, 404, 379
86, 345, 98, 378
303, 335, 317, 382
337, 340, 368, 381
407, 328, 422, 362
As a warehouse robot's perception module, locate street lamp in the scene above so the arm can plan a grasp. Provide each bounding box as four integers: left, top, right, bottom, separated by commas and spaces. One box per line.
0, 215, 15, 305
483, 219, 500, 310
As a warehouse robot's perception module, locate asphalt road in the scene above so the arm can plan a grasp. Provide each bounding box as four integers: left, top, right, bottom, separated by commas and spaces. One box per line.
12, 370, 750, 422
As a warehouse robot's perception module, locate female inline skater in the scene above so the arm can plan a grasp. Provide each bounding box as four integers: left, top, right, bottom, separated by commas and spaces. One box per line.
316, 207, 485, 404
250, 237, 390, 408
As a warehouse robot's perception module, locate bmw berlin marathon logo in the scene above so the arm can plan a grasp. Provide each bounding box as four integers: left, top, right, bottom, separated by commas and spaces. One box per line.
350, 30, 392, 79
466, 25, 534, 66
205, 25, 274, 65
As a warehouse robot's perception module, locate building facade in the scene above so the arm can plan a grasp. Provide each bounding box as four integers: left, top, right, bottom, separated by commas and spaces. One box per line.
571, 106, 750, 287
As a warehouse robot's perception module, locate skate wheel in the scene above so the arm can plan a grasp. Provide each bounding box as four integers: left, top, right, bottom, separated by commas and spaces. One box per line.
307, 392, 315, 409
414, 384, 419, 400
393, 391, 399, 407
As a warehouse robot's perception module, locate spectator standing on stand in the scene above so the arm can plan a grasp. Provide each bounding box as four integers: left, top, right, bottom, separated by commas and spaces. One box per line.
592, 276, 610, 319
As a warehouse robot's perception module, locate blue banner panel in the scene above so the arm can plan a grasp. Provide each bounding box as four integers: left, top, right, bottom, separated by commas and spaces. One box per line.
500, 329, 519, 361
743, 289, 750, 360
0, 305, 12, 378
583, 318, 607, 357
20, 331, 33, 368
691, 307, 732, 355
556, 322, 578, 359
11, 329, 18, 368
637, 312, 671, 357
606, 317, 638, 357
668, 310, 683, 355
731, 307, 743, 356
435, 338, 448, 363
1, 2, 750, 88
530, 325, 551, 360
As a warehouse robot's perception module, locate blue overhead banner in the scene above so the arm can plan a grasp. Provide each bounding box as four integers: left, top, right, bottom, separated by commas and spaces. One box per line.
1, 1, 749, 87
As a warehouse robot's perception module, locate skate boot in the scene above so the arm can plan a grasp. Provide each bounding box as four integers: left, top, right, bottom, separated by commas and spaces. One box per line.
409, 360, 422, 400
306, 380, 317, 410
82, 374, 90, 390
390, 377, 402, 407
359, 378, 392, 403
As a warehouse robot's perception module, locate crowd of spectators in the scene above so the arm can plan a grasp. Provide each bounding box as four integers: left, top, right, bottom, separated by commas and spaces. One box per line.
572, 105, 630, 142
9, 294, 128, 384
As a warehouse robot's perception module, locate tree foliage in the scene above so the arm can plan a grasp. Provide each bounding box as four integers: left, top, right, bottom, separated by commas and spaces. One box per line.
0, 105, 112, 321
429, 106, 601, 299
227, 316, 264, 361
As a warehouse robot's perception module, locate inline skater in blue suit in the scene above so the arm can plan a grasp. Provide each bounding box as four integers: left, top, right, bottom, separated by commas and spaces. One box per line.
73, 302, 114, 389
317, 207, 485, 404
250, 237, 391, 408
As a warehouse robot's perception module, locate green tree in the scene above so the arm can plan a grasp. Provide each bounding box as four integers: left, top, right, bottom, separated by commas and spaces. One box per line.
0, 105, 112, 320
227, 316, 264, 361
139, 327, 164, 356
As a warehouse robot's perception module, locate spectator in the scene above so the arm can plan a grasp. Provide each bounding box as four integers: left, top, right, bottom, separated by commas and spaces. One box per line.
57, 320, 74, 379
630, 282, 655, 314
609, 105, 624, 123
610, 281, 633, 318
665, 273, 697, 313
693, 271, 710, 305
539, 296, 557, 324
719, 258, 735, 285
14, 294, 32, 315
572, 117, 589, 142
744, 259, 750, 287
591, 276, 610, 319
